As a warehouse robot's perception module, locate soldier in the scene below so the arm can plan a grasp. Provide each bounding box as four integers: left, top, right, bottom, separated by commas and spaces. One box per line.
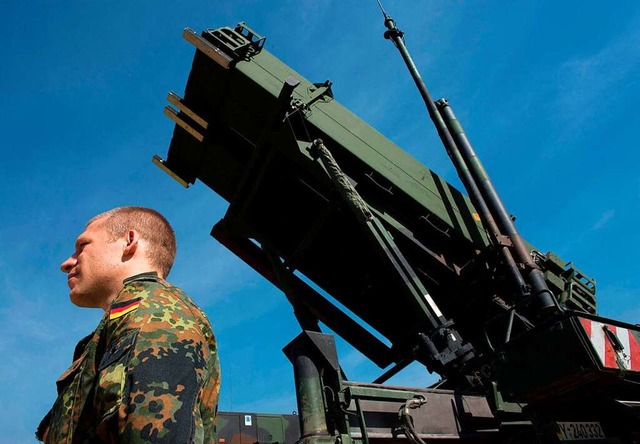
37, 206, 220, 443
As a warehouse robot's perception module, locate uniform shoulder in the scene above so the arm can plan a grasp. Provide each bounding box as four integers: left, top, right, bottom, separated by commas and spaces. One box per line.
111, 274, 213, 338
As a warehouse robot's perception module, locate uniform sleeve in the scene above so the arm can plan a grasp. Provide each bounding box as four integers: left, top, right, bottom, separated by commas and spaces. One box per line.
96, 296, 209, 443
121, 324, 206, 441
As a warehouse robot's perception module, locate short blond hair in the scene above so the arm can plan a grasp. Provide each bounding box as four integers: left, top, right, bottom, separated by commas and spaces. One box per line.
89, 206, 177, 278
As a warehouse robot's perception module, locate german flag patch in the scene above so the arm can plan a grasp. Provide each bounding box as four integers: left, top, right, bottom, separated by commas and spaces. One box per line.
109, 298, 141, 320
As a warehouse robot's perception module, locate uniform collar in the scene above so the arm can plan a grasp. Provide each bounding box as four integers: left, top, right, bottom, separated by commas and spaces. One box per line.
111, 272, 160, 308
122, 271, 160, 286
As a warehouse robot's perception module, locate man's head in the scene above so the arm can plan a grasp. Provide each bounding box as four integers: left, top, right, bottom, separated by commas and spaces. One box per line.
60, 206, 177, 310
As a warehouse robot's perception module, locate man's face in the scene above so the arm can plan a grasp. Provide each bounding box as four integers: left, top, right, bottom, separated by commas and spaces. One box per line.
60, 219, 124, 309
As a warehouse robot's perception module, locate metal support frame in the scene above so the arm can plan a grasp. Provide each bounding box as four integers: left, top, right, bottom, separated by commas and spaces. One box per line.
211, 221, 395, 367
283, 340, 500, 443
309, 139, 475, 378
283, 332, 352, 444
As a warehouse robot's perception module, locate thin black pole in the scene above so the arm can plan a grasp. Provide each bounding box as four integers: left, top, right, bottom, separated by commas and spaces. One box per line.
437, 101, 557, 313
378, 8, 557, 314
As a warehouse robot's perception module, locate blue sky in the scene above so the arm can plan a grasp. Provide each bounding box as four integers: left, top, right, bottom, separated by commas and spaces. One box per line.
2, 1, 640, 442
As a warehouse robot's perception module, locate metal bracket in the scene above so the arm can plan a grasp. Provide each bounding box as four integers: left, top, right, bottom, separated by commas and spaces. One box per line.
496, 235, 513, 248
167, 92, 209, 129
289, 81, 333, 118
163, 92, 209, 142
183, 28, 233, 69
203, 23, 265, 62
152, 155, 189, 188
183, 23, 265, 69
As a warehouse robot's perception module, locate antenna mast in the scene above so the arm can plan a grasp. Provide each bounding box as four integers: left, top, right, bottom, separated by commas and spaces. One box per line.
375, 2, 557, 314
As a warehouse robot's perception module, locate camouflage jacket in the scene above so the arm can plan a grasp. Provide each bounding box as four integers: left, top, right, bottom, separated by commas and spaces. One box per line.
37, 272, 220, 443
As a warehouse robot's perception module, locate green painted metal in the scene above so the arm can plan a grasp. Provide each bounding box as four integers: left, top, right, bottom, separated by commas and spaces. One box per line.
217, 412, 300, 444
344, 385, 418, 402
159, 19, 604, 366
158, 22, 603, 379
156, 22, 640, 441
161, 25, 601, 371
241, 50, 488, 246
284, 332, 353, 444
294, 354, 328, 438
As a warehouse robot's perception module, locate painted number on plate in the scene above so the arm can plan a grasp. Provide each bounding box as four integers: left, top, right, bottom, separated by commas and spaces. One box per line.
557, 422, 605, 441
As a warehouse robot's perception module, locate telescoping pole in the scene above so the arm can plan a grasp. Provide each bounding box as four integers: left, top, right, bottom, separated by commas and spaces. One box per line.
378, 6, 557, 314
436, 100, 557, 313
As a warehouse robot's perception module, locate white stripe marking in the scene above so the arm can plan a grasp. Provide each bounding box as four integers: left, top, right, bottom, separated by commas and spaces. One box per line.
424, 294, 443, 318
591, 321, 606, 366
616, 327, 631, 369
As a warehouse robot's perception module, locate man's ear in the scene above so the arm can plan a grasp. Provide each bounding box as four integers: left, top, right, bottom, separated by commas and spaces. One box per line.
123, 230, 139, 257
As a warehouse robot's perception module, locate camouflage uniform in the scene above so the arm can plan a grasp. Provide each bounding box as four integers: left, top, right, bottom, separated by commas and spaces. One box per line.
37, 272, 220, 443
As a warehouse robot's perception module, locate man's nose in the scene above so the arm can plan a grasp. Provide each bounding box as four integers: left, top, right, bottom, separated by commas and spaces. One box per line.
61, 256, 76, 273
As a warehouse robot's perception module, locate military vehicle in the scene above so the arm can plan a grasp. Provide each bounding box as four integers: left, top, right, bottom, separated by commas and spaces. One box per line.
155, 10, 640, 444
217, 411, 300, 444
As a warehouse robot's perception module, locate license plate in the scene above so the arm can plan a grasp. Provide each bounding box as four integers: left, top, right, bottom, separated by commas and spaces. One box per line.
557, 422, 606, 441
